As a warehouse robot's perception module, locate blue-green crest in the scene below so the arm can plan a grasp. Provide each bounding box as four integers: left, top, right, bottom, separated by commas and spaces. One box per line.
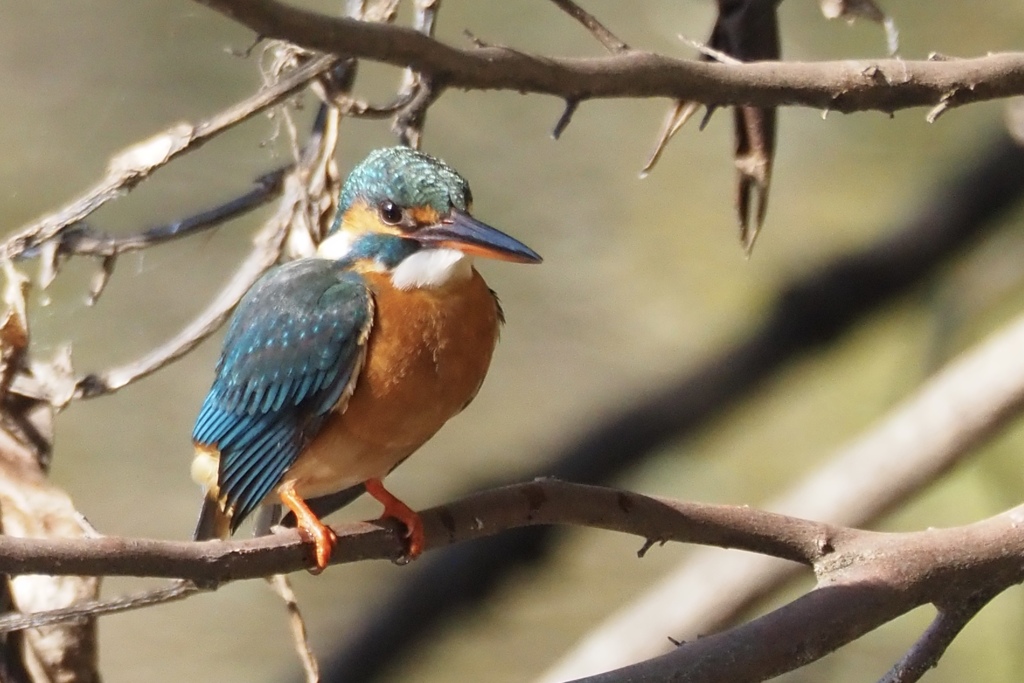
336, 146, 472, 222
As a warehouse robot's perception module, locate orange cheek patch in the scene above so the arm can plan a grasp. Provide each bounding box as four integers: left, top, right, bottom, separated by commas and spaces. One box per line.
409, 206, 441, 226
341, 200, 405, 236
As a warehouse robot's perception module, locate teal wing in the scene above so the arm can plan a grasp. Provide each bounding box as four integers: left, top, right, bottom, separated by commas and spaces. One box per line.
192, 259, 373, 530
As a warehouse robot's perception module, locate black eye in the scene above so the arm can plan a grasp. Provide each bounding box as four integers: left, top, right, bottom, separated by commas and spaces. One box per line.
379, 201, 404, 226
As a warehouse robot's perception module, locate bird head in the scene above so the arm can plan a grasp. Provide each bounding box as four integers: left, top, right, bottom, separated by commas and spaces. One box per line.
317, 146, 541, 289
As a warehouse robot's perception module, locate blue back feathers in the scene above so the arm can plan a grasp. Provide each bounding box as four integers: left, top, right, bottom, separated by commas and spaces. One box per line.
192, 259, 373, 528
332, 146, 472, 233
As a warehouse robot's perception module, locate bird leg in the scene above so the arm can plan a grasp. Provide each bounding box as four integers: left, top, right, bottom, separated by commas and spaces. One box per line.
365, 478, 425, 560
279, 485, 337, 574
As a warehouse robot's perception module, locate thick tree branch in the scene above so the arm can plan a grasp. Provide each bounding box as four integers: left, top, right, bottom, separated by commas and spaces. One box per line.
192, 0, 1024, 115
318, 132, 1024, 683
571, 505, 1024, 683
0, 482, 828, 585
2, 481, 1024, 683
543, 299, 1024, 680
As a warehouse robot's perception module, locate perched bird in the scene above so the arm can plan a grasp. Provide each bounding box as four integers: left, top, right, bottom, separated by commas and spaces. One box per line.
191, 146, 541, 572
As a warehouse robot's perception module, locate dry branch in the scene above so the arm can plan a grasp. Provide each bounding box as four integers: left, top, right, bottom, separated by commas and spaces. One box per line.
192, 0, 1024, 115
73, 203, 289, 399
0, 480, 1024, 683
1, 53, 337, 265
67, 63, 347, 400
548, 0, 629, 54
0, 482, 828, 585
541, 297, 1024, 681
320, 131, 1024, 683
40, 167, 287, 261
878, 589, 1000, 683
10, 4, 1024, 682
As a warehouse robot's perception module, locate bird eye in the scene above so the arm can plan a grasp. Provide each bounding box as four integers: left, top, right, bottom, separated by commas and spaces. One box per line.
378, 201, 404, 226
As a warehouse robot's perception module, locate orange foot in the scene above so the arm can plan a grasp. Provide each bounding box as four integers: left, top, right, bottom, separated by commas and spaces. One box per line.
280, 486, 337, 574
365, 478, 424, 561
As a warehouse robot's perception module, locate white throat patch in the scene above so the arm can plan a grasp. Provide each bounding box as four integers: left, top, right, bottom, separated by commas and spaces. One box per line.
316, 231, 356, 260
391, 248, 472, 290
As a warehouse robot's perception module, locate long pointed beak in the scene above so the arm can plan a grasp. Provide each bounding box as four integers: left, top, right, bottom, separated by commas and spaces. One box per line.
417, 210, 542, 264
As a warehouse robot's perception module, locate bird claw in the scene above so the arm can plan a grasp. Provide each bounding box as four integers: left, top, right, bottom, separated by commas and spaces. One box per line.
389, 513, 424, 565
297, 522, 337, 574
365, 478, 425, 563
279, 485, 337, 574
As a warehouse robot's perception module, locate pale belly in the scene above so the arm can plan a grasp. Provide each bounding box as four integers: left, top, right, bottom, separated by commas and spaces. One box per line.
277, 268, 501, 500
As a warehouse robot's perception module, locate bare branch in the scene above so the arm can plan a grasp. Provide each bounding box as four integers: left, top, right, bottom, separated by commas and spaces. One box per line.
37, 168, 288, 261
878, 590, 1001, 683
392, 0, 441, 148
190, 0, 1024, 115
1, 53, 337, 265
72, 201, 289, 399
0, 582, 198, 635
0, 482, 831, 586
541, 293, 1024, 681
570, 508, 1024, 683
548, 0, 629, 53
0, 480, 1021, 683
267, 574, 320, 683
73, 77, 345, 400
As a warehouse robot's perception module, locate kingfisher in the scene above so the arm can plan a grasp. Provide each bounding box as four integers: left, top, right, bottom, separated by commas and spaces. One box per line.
190, 146, 541, 572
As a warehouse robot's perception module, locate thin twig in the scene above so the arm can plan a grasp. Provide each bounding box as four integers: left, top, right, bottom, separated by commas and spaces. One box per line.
548, 0, 629, 53
43, 167, 289, 305
551, 98, 580, 139
73, 71, 343, 400
679, 35, 742, 65
267, 574, 320, 683
877, 590, 1002, 683
73, 201, 289, 399
0, 581, 198, 634
1, 53, 337, 264
334, 91, 419, 118
31, 167, 288, 261
392, 0, 441, 148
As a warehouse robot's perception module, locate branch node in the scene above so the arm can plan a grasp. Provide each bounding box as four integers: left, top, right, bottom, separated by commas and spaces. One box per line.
462, 29, 490, 49
636, 537, 665, 558
227, 35, 266, 59
926, 98, 951, 123
551, 98, 581, 140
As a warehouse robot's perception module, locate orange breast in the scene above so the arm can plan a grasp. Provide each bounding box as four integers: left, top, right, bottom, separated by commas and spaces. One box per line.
280, 267, 501, 499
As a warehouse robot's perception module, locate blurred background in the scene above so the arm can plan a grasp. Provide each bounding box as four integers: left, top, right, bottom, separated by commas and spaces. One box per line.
3, 1, 1024, 681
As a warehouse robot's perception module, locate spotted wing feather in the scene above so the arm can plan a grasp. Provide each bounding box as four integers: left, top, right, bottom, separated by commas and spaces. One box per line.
192, 259, 373, 529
